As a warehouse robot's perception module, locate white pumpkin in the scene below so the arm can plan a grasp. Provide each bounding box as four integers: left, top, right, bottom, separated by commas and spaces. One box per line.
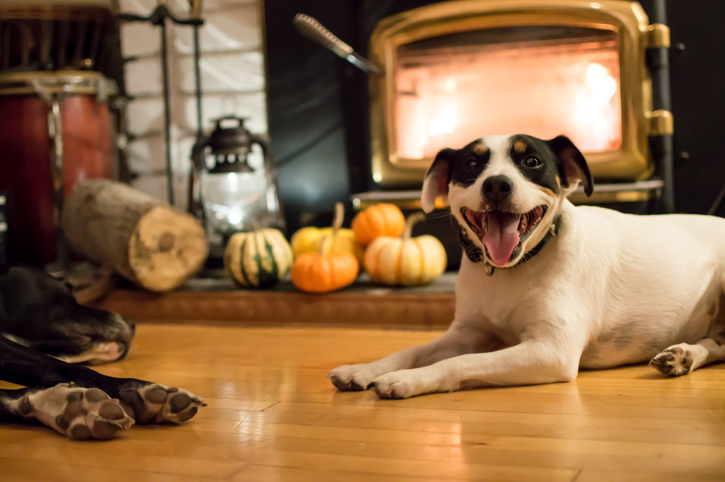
363, 212, 447, 286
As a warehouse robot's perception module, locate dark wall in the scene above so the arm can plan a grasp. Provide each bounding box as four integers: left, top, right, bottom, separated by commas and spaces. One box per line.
263, 1, 441, 235
264, 0, 725, 237
263, 1, 353, 234
664, 0, 725, 216
263, 1, 350, 233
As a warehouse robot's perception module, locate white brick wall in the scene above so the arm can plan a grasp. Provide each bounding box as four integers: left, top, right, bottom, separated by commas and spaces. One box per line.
120, 0, 267, 209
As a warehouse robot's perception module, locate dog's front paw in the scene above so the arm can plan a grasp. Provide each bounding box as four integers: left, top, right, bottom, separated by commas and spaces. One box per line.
650, 344, 693, 376
327, 364, 378, 391
369, 370, 423, 399
18, 383, 134, 440
119, 383, 206, 424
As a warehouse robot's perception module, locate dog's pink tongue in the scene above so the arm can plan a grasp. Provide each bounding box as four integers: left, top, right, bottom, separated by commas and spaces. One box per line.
482, 212, 520, 267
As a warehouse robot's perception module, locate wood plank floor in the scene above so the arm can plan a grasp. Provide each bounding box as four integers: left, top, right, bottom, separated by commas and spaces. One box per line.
1, 323, 724, 481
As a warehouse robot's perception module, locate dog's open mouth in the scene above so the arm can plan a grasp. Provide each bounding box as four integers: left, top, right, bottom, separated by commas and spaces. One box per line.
461, 205, 547, 267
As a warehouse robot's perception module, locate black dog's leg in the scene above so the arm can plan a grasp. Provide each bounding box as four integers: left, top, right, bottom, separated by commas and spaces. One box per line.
0, 336, 205, 439
0, 387, 30, 422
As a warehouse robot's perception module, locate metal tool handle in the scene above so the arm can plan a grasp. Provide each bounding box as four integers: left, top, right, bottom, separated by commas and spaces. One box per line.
188, 133, 210, 217
189, 0, 203, 19
293, 13, 382, 74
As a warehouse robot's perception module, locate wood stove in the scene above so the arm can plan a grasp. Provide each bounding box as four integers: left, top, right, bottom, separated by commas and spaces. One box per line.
354, 0, 672, 210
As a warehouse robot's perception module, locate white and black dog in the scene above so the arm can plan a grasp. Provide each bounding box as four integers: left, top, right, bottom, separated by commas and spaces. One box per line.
329, 134, 725, 399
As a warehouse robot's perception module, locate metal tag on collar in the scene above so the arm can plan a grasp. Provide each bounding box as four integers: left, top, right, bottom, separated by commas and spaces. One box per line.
484, 259, 495, 276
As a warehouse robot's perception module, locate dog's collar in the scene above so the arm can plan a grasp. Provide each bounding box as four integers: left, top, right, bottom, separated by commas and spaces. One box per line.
456, 214, 561, 276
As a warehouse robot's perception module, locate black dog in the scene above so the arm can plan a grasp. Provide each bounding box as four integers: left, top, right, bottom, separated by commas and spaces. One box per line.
0, 264, 205, 440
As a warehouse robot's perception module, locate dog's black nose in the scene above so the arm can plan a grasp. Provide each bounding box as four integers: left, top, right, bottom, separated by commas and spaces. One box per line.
482, 175, 513, 206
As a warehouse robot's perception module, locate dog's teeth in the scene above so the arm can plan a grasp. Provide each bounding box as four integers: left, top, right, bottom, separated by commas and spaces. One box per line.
518, 214, 526, 234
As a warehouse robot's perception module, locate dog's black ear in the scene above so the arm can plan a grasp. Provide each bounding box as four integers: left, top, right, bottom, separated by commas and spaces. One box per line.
547, 136, 593, 197
421, 148, 455, 213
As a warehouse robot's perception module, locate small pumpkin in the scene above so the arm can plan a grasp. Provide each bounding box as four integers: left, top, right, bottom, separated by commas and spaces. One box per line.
224, 228, 293, 289
364, 212, 447, 286
352, 203, 405, 246
291, 236, 359, 293
290, 203, 364, 263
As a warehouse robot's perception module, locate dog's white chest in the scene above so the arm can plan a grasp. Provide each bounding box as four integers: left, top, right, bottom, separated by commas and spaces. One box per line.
455, 264, 537, 345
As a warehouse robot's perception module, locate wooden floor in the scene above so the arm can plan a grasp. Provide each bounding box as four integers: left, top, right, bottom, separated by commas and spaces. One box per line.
1, 324, 724, 481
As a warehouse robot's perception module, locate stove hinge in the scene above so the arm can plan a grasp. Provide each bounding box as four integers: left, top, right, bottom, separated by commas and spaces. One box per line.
647, 24, 671, 49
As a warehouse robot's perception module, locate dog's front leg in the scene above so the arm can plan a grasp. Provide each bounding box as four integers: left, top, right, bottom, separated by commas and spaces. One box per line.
370, 338, 580, 399
328, 321, 495, 391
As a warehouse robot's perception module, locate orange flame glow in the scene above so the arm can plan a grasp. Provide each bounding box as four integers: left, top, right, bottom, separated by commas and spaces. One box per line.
395, 35, 621, 160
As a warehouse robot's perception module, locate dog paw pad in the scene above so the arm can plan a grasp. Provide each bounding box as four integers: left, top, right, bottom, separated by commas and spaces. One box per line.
650, 345, 693, 376
20, 384, 134, 440
120, 383, 205, 425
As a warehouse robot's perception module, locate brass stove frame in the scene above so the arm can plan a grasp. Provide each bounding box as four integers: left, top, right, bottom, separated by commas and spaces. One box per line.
360, 0, 672, 209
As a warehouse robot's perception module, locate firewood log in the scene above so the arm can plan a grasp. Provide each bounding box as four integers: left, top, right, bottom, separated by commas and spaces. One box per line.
61, 179, 208, 292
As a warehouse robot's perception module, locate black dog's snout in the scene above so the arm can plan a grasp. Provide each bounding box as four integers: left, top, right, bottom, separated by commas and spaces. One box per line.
482, 175, 513, 206
112, 313, 135, 340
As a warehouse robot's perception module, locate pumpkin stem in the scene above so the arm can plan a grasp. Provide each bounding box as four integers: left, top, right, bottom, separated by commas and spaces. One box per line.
403, 211, 426, 240
318, 235, 329, 256
331, 202, 344, 235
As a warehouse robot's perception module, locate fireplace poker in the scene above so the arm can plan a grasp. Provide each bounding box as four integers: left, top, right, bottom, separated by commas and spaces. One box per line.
293, 13, 382, 74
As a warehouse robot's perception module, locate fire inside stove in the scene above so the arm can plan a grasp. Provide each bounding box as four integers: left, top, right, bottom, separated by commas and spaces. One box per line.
394, 26, 621, 160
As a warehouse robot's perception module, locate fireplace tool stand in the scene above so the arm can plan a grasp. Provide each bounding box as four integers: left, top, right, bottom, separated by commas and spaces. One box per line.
120, 0, 204, 207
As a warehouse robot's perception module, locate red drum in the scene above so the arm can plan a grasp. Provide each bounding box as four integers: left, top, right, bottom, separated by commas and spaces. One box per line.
0, 70, 118, 266
0, 0, 117, 72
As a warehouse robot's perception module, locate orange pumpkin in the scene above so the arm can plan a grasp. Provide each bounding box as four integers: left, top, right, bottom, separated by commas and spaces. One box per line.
291, 237, 359, 293
351, 203, 405, 245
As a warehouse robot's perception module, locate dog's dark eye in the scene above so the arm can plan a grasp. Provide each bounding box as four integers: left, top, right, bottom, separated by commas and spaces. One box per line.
463, 159, 479, 171
523, 156, 542, 168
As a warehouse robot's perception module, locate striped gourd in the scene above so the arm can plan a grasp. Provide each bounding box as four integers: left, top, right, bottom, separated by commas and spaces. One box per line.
224, 229, 293, 289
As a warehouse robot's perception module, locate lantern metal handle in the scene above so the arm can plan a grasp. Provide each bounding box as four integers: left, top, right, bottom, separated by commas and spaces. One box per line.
250, 133, 285, 231
214, 115, 248, 129
249, 133, 275, 187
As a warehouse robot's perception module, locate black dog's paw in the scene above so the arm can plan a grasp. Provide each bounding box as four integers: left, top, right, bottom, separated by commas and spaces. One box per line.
120, 383, 206, 424
17, 383, 134, 440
